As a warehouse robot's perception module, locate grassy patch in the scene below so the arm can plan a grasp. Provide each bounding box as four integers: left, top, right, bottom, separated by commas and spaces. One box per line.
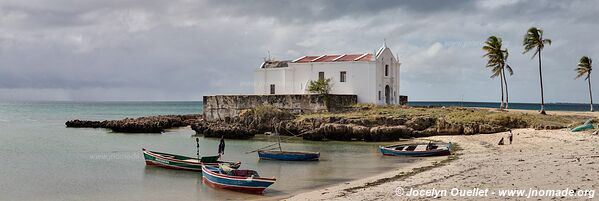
298, 105, 591, 128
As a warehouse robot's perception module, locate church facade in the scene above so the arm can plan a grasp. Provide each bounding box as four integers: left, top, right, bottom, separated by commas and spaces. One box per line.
254, 45, 401, 104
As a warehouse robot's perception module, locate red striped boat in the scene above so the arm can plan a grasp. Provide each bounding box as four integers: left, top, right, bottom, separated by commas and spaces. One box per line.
202, 165, 276, 194
142, 148, 240, 171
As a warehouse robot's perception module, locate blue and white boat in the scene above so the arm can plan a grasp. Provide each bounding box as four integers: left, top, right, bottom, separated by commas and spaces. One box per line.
201, 165, 276, 194
258, 150, 320, 161
255, 131, 320, 161
380, 142, 451, 157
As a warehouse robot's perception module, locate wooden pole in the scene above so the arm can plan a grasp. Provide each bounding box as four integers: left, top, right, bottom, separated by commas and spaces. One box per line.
277, 124, 282, 152
196, 138, 200, 162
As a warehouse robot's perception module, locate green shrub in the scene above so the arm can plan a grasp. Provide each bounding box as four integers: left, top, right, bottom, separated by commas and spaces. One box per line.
307, 78, 331, 95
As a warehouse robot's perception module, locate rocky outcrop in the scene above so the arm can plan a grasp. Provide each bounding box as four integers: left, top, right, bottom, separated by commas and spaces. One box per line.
462, 124, 479, 135
294, 115, 525, 141
66, 120, 104, 128
190, 120, 256, 139
405, 117, 436, 131
66, 106, 570, 141
478, 124, 508, 134
434, 118, 464, 135
66, 114, 201, 133
366, 125, 413, 141
320, 123, 354, 141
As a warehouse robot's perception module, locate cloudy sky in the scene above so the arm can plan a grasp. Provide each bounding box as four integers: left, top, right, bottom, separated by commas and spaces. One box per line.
0, 0, 598, 103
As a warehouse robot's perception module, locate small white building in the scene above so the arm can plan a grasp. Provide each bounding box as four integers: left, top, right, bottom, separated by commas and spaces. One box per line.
254, 45, 401, 105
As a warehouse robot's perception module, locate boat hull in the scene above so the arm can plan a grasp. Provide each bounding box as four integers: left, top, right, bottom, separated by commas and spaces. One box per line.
201, 166, 276, 194
571, 124, 593, 132
379, 143, 451, 157
258, 150, 320, 161
142, 148, 240, 171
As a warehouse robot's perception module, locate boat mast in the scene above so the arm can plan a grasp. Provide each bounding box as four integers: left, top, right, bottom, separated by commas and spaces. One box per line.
196, 138, 200, 161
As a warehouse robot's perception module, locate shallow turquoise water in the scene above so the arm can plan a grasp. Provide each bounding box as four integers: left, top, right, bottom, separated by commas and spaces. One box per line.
0, 101, 419, 201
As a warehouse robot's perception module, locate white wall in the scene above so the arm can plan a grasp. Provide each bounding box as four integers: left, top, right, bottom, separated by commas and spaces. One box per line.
289, 61, 376, 103
374, 47, 400, 104
254, 68, 290, 94
254, 47, 401, 105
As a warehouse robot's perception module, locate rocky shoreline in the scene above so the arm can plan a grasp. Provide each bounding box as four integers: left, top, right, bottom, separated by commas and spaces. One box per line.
66, 106, 588, 141
65, 114, 202, 133
189, 106, 582, 141
189, 114, 534, 141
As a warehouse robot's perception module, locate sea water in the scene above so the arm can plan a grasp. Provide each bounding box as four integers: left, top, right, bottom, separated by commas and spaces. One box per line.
0, 101, 420, 201
409, 101, 597, 111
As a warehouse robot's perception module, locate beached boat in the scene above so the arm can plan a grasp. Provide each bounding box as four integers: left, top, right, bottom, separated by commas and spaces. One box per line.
202, 165, 276, 194
379, 142, 451, 157
571, 124, 594, 132
142, 148, 240, 171
257, 150, 320, 161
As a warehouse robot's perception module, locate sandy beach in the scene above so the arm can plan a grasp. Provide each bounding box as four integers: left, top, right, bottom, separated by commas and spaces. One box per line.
285, 111, 599, 201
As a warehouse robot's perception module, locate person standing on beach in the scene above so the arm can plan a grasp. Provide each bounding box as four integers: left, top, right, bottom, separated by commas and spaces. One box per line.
218, 135, 225, 157
508, 129, 513, 144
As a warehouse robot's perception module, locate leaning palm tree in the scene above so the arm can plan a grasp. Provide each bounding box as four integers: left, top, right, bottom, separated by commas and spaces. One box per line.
523, 27, 552, 114
575, 56, 593, 111
483, 36, 510, 109
501, 50, 514, 109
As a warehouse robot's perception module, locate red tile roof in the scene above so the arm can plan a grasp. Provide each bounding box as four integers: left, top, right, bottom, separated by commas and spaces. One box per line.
292, 53, 373, 63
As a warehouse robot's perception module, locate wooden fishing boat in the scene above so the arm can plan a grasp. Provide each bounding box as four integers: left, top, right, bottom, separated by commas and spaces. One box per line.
257, 150, 320, 161
253, 127, 320, 161
142, 148, 240, 171
379, 142, 451, 157
202, 165, 276, 194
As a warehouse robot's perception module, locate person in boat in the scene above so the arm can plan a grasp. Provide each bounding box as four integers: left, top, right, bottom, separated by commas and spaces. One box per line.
218, 135, 225, 157
508, 129, 513, 145
426, 141, 433, 150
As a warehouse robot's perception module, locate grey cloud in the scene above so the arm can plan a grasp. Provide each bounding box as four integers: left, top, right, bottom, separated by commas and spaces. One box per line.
202, 0, 477, 23
0, 0, 598, 102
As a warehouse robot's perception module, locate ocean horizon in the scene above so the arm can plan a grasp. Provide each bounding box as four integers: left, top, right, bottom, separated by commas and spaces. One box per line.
407, 101, 596, 112
2, 100, 594, 113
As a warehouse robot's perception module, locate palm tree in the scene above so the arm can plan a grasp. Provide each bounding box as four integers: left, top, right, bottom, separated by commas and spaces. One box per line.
483, 36, 511, 109
501, 50, 514, 109
575, 56, 594, 112
523, 27, 552, 114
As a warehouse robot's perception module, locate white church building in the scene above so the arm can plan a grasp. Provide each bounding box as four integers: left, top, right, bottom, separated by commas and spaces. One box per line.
254, 45, 401, 105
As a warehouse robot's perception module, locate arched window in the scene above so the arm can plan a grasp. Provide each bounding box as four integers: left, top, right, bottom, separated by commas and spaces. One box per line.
385, 65, 389, 76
